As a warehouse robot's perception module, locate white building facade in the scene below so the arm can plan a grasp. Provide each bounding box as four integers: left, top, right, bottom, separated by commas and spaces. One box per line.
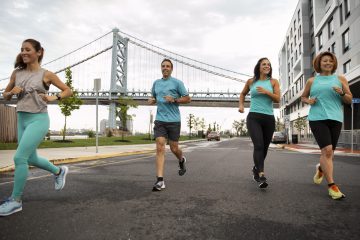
278, 0, 360, 140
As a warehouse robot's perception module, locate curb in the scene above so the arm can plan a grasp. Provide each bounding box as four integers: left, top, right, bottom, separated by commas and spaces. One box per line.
0, 149, 156, 173
277, 144, 360, 157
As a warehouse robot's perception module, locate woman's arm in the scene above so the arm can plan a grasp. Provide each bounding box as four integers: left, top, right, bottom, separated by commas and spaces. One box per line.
3, 71, 22, 100
301, 77, 317, 105
42, 71, 72, 102
334, 75, 353, 105
239, 79, 252, 113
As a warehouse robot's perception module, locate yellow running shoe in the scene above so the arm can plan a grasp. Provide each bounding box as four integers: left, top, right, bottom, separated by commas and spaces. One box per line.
313, 163, 323, 184
328, 184, 345, 200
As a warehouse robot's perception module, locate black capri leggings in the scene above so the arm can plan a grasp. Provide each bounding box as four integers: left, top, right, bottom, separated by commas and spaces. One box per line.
246, 112, 275, 172
309, 120, 342, 150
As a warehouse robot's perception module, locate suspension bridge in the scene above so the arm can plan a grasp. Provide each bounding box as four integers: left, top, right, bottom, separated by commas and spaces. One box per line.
0, 28, 275, 128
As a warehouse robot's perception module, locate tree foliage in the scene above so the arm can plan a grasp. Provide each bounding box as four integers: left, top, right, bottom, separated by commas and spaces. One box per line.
58, 68, 83, 141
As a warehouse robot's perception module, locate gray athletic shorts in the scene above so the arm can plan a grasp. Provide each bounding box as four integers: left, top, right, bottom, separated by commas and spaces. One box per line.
154, 120, 181, 141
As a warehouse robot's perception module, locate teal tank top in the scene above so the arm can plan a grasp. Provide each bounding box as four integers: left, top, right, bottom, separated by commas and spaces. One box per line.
308, 75, 343, 122
249, 78, 274, 115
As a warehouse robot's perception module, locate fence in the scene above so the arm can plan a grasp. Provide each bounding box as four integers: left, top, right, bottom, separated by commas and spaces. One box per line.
0, 104, 17, 143
338, 130, 360, 150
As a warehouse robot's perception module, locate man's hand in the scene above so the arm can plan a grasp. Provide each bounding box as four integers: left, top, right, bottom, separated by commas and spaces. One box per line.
148, 97, 156, 105
163, 95, 175, 103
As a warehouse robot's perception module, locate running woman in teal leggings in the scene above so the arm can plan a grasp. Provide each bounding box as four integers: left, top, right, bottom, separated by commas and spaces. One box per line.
0, 39, 72, 216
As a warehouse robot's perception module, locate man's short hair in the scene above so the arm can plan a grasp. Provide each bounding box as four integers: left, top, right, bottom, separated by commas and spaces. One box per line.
161, 58, 173, 69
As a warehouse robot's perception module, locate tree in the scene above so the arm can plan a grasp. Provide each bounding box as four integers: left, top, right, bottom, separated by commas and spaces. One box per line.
275, 117, 285, 132
294, 115, 307, 140
58, 68, 83, 141
116, 96, 138, 141
186, 114, 195, 138
232, 119, 246, 136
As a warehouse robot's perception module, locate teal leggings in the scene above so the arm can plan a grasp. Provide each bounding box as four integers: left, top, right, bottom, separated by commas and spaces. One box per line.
11, 112, 59, 200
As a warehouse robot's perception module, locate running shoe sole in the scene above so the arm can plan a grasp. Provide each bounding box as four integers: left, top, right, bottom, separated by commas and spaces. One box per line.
259, 182, 268, 189
0, 206, 22, 217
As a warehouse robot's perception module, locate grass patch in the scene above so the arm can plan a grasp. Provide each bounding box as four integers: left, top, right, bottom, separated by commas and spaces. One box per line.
0, 135, 202, 150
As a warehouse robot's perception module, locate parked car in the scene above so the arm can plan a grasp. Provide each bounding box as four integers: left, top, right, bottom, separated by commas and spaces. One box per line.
207, 131, 220, 141
271, 131, 286, 143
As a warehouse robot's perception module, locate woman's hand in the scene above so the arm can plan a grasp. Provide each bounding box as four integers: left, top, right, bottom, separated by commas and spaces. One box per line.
38, 93, 57, 103
332, 86, 344, 95
256, 86, 269, 95
307, 98, 317, 105
238, 105, 244, 113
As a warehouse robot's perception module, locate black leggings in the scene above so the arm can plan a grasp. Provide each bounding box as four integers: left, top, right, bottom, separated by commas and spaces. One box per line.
246, 112, 275, 172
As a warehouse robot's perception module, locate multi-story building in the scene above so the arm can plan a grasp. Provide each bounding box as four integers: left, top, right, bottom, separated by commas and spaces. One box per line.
279, 0, 360, 141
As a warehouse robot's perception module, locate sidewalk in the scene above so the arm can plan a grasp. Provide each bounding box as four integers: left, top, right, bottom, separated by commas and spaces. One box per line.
0, 139, 206, 173
277, 142, 360, 157
0, 144, 157, 173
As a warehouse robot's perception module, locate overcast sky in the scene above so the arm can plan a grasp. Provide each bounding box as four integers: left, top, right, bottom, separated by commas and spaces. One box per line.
0, 0, 299, 133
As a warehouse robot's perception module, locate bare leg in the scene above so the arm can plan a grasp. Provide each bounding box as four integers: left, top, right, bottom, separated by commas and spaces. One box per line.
169, 140, 183, 161
319, 145, 334, 184
155, 137, 167, 177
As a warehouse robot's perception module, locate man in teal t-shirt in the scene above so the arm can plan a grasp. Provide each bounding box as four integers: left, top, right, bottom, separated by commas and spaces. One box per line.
148, 59, 191, 191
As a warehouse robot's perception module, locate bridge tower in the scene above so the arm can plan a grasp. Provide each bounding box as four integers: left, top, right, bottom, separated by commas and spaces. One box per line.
108, 28, 129, 129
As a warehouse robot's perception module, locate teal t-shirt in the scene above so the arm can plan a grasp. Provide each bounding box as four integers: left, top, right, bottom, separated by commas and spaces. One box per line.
308, 75, 343, 122
151, 77, 188, 122
249, 78, 274, 115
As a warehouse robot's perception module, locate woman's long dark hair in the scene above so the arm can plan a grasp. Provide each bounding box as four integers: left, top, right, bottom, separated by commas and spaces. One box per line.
14, 39, 44, 69
253, 57, 272, 82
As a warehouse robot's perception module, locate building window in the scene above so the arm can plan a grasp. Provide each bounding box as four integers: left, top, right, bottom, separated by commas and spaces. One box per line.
291, 43, 293, 53
294, 36, 297, 46
294, 20, 296, 30
328, 17, 334, 38
318, 31, 323, 50
344, 0, 350, 19
292, 87, 294, 96
343, 60, 351, 74
339, 4, 343, 25
310, 15, 314, 30
331, 42, 336, 53
288, 63, 290, 73
299, 43, 302, 55
311, 33, 314, 47
298, 25, 302, 37
291, 57, 293, 67
287, 36, 289, 45
342, 28, 350, 53
298, 9, 301, 22
290, 28, 293, 38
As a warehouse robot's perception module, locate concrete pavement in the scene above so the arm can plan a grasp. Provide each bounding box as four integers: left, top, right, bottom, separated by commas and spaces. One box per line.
1, 139, 358, 173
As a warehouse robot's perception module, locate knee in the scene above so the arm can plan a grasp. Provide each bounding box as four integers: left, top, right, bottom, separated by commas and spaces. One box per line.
322, 146, 333, 159
14, 155, 28, 167
156, 144, 165, 154
170, 145, 179, 153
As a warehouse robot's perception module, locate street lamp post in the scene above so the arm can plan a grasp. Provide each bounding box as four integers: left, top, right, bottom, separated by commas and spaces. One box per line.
94, 78, 101, 153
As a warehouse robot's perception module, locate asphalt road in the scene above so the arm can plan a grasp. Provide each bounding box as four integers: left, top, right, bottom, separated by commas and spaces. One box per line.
1, 138, 359, 240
